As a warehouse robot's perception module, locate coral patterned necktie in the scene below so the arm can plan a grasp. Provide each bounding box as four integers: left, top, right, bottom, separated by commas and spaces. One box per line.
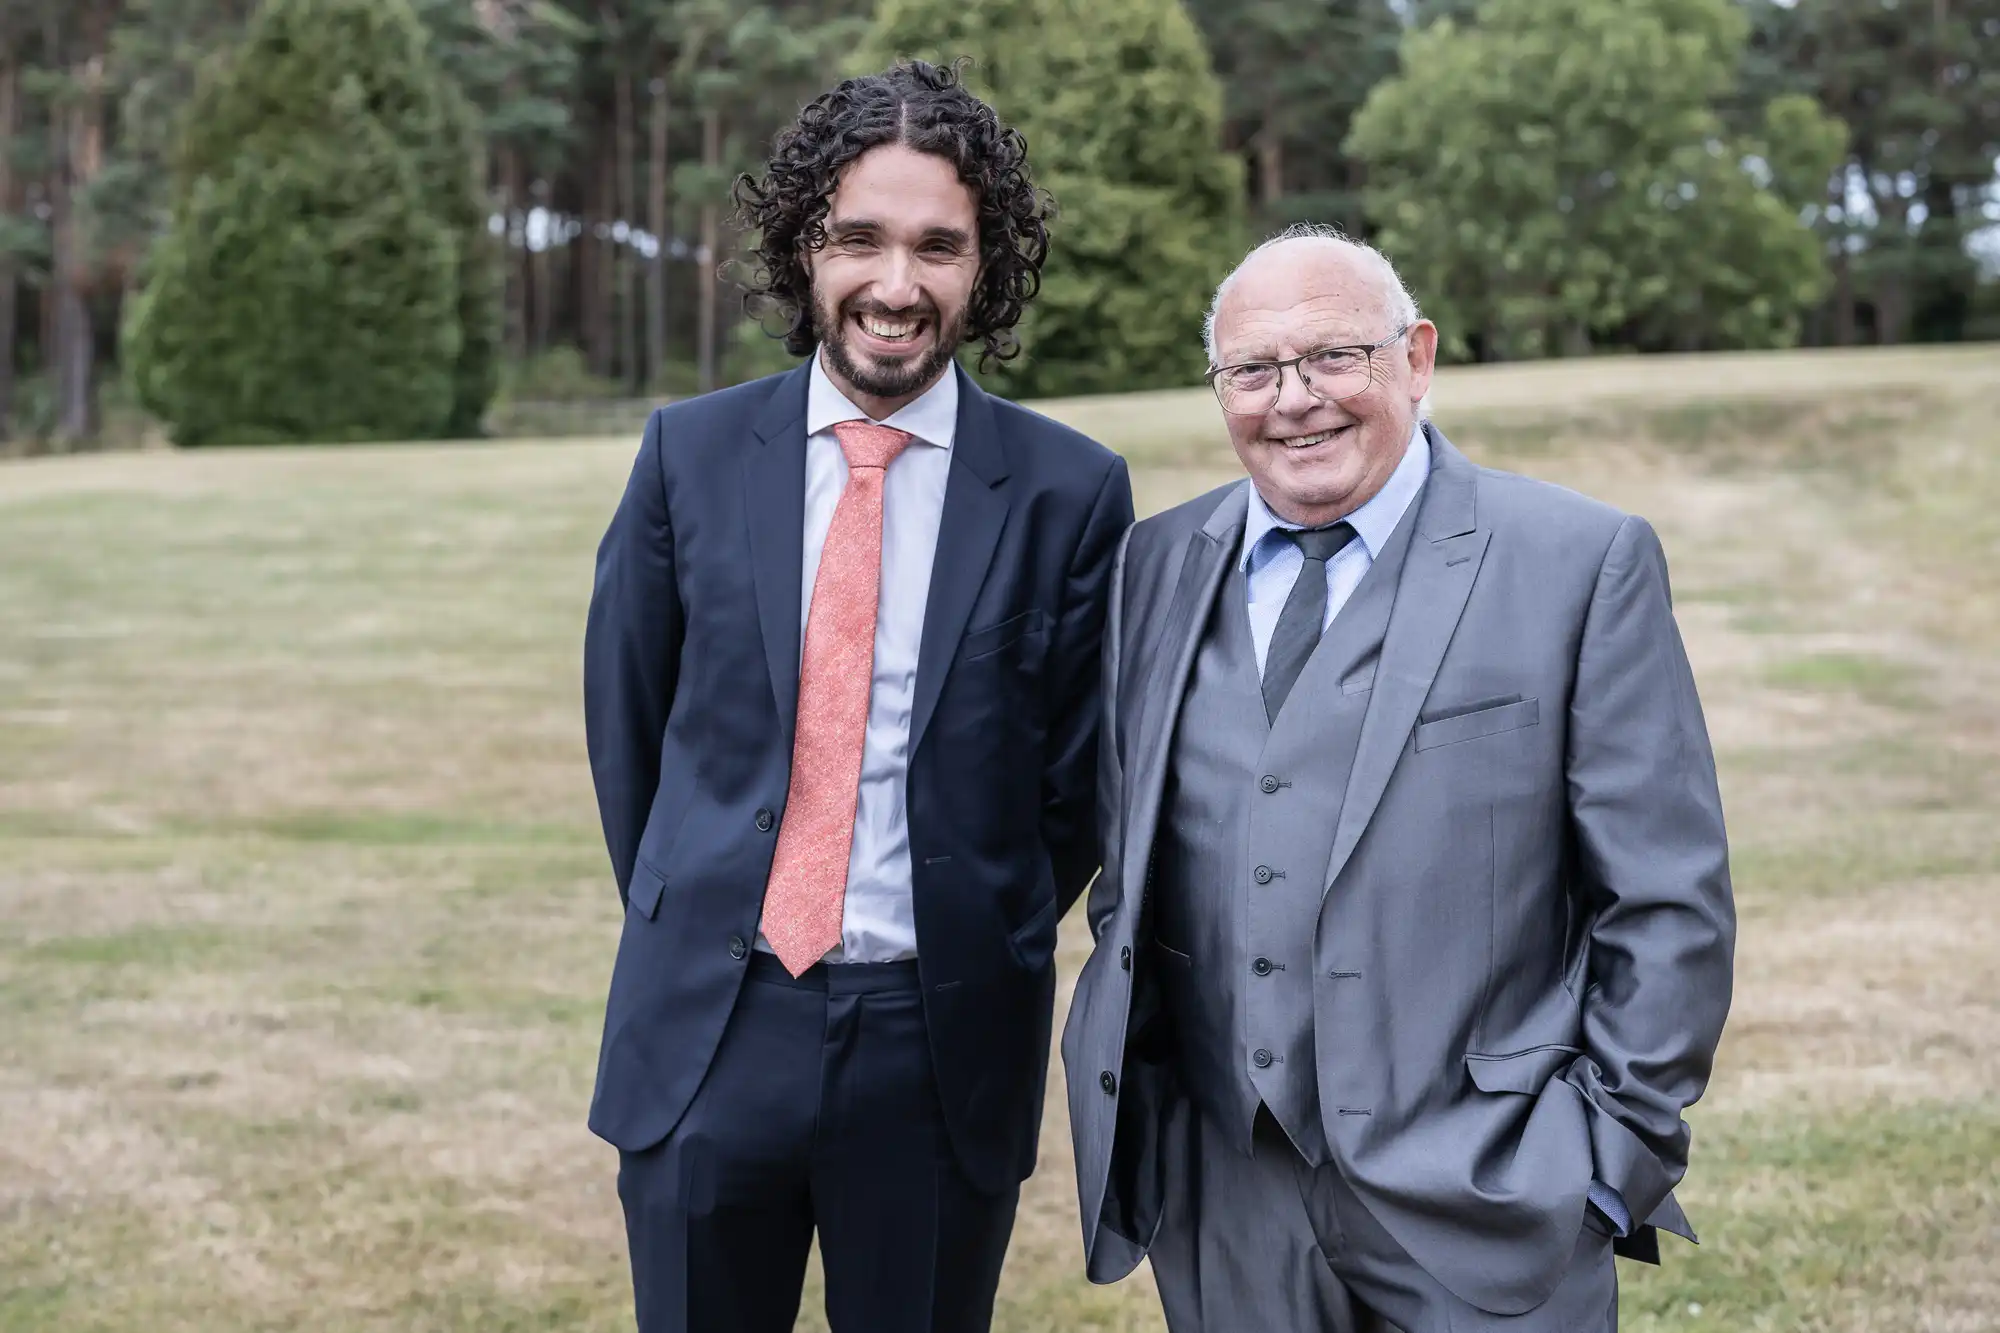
761, 420, 914, 976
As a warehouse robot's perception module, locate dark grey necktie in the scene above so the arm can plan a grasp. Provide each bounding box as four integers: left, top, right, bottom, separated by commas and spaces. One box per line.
1262, 523, 1358, 723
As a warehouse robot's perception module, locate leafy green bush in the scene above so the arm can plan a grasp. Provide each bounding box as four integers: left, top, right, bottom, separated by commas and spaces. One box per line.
1348, 0, 1844, 360
125, 0, 495, 444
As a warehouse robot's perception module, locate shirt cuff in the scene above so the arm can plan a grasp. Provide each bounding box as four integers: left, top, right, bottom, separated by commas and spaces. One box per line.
1587, 1180, 1632, 1237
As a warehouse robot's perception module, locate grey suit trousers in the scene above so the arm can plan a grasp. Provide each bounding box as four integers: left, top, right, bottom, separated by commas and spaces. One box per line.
1151, 1101, 1618, 1333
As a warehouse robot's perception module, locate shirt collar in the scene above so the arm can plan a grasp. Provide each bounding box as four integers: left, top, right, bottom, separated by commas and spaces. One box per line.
1240, 423, 1432, 572
806, 350, 959, 450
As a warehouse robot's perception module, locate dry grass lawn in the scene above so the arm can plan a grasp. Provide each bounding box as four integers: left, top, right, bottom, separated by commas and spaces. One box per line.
3, 344, 1997, 1331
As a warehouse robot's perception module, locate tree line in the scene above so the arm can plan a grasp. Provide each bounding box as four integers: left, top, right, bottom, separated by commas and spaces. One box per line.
0, 0, 1995, 447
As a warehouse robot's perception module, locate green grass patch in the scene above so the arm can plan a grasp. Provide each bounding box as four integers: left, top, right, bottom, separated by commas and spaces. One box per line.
244, 811, 587, 848
1763, 652, 1930, 710
21, 923, 242, 971
1625, 1100, 2000, 1331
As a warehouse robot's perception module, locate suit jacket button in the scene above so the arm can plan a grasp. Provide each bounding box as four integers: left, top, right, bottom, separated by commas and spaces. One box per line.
1252, 1048, 1274, 1069
1253, 865, 1274, 885
728, 935, 748, 960
1120, 946, 1132, 971
1252, 957, 1273, 976
755, 808, 775, 832
1100, 1070, 1118, 1095
1260, 775, 1281, 794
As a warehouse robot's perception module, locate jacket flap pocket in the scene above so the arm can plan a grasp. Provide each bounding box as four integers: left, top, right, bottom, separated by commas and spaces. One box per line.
1416, 696, 1540, 751
1464, 1043, 1579, 1094
960, 608, 1048, 661
628, 860, 668, 920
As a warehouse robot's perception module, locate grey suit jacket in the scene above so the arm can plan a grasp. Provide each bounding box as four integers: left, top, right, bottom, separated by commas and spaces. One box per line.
1061, 428, 1735, 1315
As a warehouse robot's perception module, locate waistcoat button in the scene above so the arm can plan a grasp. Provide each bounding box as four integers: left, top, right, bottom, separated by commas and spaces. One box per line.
1260, 775, 1281, 794
1253, 865, 1274, 885
1252, 957, 1273, 976
1252, 1048, 1274, 1069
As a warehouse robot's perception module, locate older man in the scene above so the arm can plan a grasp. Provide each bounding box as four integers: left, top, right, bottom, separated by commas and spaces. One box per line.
1062, 224, 1735, 1332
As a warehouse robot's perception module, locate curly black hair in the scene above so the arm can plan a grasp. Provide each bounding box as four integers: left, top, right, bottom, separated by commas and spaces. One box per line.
732, 59, 1052, 368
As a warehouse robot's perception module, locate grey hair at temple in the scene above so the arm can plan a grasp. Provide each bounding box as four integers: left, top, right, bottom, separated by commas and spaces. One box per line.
1202, 222, 1432, 420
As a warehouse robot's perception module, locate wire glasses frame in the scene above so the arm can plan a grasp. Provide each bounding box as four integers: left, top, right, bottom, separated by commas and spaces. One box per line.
1205, 325, 1411, 416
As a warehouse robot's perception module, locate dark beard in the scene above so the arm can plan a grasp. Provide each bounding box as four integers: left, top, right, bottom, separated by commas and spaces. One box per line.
814, 292, 967, 402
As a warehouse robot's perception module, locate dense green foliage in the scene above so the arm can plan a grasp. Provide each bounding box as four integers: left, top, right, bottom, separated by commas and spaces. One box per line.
1349, 0, 1847, 360
3, 0, 1995, 449
867, 0, 1244, 396
1182, 0, 1401, 233
123, 0, 492, 444
1741, 0, 2000, 345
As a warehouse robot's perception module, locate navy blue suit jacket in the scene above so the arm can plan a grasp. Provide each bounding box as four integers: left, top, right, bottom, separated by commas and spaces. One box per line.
583, 361, 1134, 1192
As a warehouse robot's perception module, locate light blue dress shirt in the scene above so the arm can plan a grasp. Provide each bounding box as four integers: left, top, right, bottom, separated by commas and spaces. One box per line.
1238, 424, 1430, 672
1235, 421, 1633, 1239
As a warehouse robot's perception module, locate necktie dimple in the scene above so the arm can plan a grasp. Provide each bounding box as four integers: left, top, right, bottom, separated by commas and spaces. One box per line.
1261, 522, 1357, 723
761, 420, 914, 976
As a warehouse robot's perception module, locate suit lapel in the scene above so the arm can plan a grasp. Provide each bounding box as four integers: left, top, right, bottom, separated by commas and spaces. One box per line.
1120, 484, 1248, 901
910, 367, 1012, 755
1323, 427, 1489, 896
743, 364, 813, 739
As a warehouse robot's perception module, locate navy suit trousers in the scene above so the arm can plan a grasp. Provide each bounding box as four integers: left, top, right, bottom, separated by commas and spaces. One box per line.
617, 953, 1020, 1333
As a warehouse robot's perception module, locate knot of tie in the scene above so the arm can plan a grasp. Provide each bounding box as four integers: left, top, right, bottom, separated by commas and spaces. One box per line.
1283, 522, 1357, 564
832, 420, 914, 472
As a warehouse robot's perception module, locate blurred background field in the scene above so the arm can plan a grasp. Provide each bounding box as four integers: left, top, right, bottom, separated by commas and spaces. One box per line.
4, 345, 1998, 1331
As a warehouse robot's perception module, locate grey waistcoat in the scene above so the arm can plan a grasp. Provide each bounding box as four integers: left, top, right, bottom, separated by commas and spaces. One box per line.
1151, 510, 1418, 1164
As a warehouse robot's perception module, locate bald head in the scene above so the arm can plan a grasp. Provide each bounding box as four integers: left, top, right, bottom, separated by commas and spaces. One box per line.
1204, 226, 1419, 367
1202, 224, 1440, 528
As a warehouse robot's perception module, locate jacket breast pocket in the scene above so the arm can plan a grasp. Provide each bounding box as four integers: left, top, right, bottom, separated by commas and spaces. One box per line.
1415, 696, 1540, 751
959, 608, 1048, 664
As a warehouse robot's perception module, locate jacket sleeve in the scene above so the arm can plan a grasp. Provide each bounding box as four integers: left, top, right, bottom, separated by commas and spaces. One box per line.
1564, 514, 1736, 1230
582, 409, 684, 904
1045, 455, 1135, 920
1083, 528, 1134, 939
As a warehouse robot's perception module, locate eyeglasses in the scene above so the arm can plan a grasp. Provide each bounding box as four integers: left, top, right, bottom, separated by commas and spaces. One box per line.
1205, 326, 1411, 416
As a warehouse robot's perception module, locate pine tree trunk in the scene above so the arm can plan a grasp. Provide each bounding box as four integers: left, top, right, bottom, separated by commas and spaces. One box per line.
697, 108, 721, 395
0, 55, 18, 444
51, 51, 108, 446
647, 74, 670, 393
598, 144, 621, 381
614, 65, 640, 393
582, 143, 610, 378
501, 143, 527, 361
531, 184, 554, 355
1875, 195, 1911, 346
1256, 103, 1284, 216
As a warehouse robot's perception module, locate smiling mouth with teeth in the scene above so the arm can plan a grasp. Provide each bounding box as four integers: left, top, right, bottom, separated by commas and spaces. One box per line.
1274, 424, 1355, 449
858, 313, 925, 343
